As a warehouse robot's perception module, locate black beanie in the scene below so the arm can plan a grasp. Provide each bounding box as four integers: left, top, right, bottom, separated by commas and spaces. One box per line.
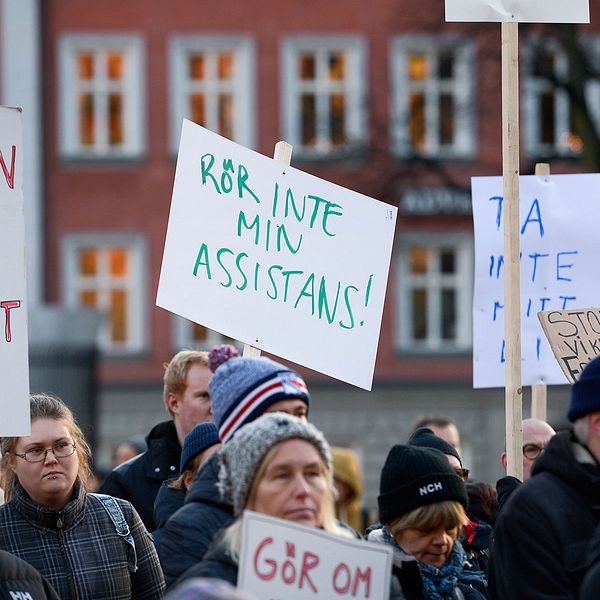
568, 354, 600, 422
408, 427, 462, 466
378, 445, 468, 525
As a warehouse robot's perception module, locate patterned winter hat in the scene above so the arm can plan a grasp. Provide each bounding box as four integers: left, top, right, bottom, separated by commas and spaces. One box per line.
217, 412, 331, 516
209, 354, 310, 442
179, 421, 220, 473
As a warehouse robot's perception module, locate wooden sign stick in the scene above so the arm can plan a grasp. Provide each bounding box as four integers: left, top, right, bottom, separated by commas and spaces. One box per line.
502, 21, 523, 480
531, 163, 550, 420
242, 140, 293, 359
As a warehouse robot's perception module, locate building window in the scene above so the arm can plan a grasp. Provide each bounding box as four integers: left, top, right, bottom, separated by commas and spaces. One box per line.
58, 34, 145, 158
282, 36, 366, 157
396, 233, 472, 352
523, 37, 598, 157
169, 36, 255, 152
173, 316, 241, 352
391, 35, 475, 158
62, 235, 147, 355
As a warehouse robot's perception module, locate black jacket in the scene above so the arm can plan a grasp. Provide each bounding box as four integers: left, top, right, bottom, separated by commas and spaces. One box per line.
159, 453, 234, 588
152, 482, 185, 556
0, 549, 60, 599
580, 521, 600, 600
174, 540, 238, 588
489, 430, 600, 599
99, 420, 182, 531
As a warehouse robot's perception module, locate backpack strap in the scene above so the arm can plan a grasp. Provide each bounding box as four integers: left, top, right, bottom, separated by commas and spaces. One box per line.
91, 493, 138, 573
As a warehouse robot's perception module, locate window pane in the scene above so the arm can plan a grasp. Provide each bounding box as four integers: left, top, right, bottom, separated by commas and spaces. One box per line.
534, 50, 554, 77
409, 93, 426, 150
408, 53, 428, 81
299, 54, 315, 79
540, 93, 555, 144
439, 94, 454, 145
107, 52, 123, 80
438, 50, 454, 79
218, 52, 233, 79
79, 290, 97, 307
219, 94, 233, 139
110, 290, 127, 343
79, 249, 97, 275
190, 94, 205, 125
410, 247, 428, 274
189, 54, 205, 79
109, 93, 123, 145
329, 52, 345, 80
191, 322, 208, 342
412, 289, 427, 340
442, 288, 456, 340
109, 248, 128, 277
301, 94, 316, 146
330, 94, 346, 145
79, 93, 95, 146
78, 53, 94, 79
440, 250, 456, 273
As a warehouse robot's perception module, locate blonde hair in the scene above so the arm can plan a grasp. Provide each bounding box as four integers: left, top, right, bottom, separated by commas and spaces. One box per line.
1, 393, 92, 500
389, 500, 467, 537
162, 350, 209, 415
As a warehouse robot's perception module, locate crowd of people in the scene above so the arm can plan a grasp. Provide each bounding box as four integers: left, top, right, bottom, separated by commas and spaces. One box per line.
0, 344, 598, 599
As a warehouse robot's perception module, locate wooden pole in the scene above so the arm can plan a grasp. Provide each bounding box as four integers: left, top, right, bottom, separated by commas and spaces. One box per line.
531, 162, 550, 421
242, 140, 293, 359
502, 21, 523, 480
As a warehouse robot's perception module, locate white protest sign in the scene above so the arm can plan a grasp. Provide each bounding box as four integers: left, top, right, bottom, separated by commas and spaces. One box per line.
446, 0, 589, 22
472, 174, 600, 388
237, 511, 393, 600
0, 106, 30, 434
157, 121, 397, 390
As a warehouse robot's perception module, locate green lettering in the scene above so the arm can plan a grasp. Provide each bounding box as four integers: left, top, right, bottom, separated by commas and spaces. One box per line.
339, 285, 358, 329
281, 270, 304, 302
267, 265, 283, 300
193, 243, 212, 278
277, 224, 302, 254
216, 248, 234, 288
235, 252, 248, 290
237, 163, 260, 203
318, 276, 341, 323
200, 153, 221, 193
307, 195, 327, 228
285, 187, 306, 222
294, 273, 316, 314
322, 202, 343, 237
237, 211, 260, 245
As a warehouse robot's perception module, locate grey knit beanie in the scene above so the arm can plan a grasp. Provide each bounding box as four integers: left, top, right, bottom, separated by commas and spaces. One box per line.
209, 355, 310, 442
217, 412, 332, 516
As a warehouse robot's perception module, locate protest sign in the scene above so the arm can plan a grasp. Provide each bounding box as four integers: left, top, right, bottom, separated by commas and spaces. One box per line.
0, 106, 30, 435
157, 121, 397, 390
538, 308, 600, 383
237, 511, 393, 600
472, 173, 600, 388
445, 0, 589, 23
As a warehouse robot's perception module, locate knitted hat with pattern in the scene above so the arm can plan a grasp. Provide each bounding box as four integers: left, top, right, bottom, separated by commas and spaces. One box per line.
217, 412, 331, 516
209, 356, 310, 442
179, 421, 220, 473
378, 444, 467, 525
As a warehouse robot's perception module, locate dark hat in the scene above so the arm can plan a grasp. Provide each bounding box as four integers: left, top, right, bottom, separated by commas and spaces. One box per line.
378, 444, 467, 525
408, 427, 462, 466
568, 355, 600, 422
180, 422, 220, 473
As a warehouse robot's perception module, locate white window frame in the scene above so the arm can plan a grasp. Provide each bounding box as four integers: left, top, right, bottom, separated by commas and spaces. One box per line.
62, 234, 148, 356
169, 35, 256, 153
172, 316, 241, 353
58, 33, 146, 159
396, 232, 472, 353
390, 35, 475, 159
281, 35, 367, 158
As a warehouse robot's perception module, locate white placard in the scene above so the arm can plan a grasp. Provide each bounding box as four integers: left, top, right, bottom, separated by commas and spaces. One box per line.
0, 106, 30, 434
472, 173, 600, 388
446, 0, 589, 23
157, 121, 397, 390
238, 511, 393, 600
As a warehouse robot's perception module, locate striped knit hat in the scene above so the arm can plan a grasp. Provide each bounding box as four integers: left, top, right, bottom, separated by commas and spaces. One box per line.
209, 356, 310, 442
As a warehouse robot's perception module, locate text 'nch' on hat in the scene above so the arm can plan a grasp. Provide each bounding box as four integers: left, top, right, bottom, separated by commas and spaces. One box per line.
209, 352, 310, 442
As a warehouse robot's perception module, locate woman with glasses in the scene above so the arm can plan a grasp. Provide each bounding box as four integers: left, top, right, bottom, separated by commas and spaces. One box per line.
0, 393, 165, 599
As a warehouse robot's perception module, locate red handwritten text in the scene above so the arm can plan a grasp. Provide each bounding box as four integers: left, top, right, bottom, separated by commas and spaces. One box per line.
1, 300, 21, 342
0, 145, 16, 189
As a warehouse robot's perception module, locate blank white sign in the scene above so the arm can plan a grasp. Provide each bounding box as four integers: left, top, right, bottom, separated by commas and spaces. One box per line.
446, 0, 589, 22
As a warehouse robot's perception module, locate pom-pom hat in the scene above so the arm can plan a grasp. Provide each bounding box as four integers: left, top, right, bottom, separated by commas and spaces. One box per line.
208, 350, 310, 442
568, 354, 600, 422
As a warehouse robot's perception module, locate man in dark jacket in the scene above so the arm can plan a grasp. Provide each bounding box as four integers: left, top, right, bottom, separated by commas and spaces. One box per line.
0, 549, 60, 599
160, 350, 311, 588
99, 349, 212, 529
489, 355, 600, 599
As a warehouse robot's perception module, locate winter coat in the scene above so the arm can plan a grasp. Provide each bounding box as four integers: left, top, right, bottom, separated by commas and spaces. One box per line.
0, 481, 165, 600
174, 538, 238, 588
580, 521, 600, 600
0, 548, 60, 599
159, 453, 234, 588
489, 430, 600, 599
462, 518, 493, 575
152, 481, 185, 555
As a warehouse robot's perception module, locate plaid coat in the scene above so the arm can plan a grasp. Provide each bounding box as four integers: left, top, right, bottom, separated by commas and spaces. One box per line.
0, 482, 165, 599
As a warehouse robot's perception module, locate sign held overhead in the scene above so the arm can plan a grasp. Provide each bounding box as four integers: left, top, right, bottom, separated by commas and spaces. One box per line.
445, 0, 589, 23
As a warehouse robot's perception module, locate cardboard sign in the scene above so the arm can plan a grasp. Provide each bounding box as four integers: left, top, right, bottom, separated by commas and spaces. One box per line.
538, 308, 600, 383
157, 121, 397, 390
237, 511, 393, 600
446, 0, 589, 23
472, 173, 600, 388
0, 106, 30, 435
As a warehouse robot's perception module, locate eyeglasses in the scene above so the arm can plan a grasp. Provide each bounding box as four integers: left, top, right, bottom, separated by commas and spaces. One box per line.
14, 442, 76, 463
522, 443, 545, 460
454, 468, 470, 481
